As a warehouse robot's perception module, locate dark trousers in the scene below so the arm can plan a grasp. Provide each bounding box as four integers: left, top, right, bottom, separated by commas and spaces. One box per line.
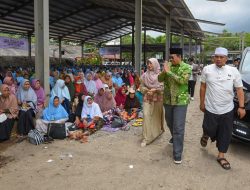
188, 80, 196, 98
164, 104, 188, 160
0, 118, 15, 142
202, 109, 234, 153
17, 109, 35, 135
62, 98, 71, 114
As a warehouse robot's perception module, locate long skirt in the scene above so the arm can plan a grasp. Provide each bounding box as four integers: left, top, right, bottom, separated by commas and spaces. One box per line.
35, 118, 68, 134
17, 109, 35, 136
142, 101, 165, 144
0, 118, 15, 142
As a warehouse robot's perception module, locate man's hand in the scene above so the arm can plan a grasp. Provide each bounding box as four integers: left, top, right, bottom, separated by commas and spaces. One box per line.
237, 108, 246, 119
163, 62, 170, 73
200, 104, 205, 113
0, 109, 3, 114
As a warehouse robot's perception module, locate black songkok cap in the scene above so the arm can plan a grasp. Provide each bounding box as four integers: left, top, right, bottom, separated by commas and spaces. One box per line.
169, 48, 183, 55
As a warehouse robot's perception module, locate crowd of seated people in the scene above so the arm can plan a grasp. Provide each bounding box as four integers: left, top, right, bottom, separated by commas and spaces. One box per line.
0, 65, 143, 143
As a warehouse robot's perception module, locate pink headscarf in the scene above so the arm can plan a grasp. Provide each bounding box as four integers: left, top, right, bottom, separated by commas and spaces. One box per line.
141, 58, 161, 89
3, 76, 16, 95
31, 79, 45, 106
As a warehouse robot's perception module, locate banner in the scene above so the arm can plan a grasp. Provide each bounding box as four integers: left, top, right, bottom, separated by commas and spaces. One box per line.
0, 36, 28, 50
99, 47, 120, 55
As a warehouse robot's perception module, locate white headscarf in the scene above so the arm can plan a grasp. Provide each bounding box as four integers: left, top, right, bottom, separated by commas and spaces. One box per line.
84, 73, 97, 95
51, 79, 71, 101
81, 96, 103, 119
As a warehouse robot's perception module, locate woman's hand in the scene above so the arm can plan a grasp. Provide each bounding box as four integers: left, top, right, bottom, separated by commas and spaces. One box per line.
74, 117, 81, 126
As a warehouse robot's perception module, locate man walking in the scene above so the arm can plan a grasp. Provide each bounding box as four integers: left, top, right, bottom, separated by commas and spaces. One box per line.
188, 57, 199, 100
200, 47, 245, 170
158, 48, 191, 164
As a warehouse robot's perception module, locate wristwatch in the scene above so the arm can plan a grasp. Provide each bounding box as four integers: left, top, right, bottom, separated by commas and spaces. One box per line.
239, 106, 245, 109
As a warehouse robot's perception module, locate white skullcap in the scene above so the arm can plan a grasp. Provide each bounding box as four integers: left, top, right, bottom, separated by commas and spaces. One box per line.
214, 47, 228, 56
103, 84, 109, 88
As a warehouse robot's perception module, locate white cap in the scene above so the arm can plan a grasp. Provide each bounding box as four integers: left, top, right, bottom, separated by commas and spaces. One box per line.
128, 88, 135, 94
214, 47, 228, 56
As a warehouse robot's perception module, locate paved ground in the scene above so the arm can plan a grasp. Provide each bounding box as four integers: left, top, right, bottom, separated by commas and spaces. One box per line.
1, 85, 250, 190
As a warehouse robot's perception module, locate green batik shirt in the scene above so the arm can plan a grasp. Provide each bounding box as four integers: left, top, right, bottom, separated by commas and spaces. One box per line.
158, 61, 191, 105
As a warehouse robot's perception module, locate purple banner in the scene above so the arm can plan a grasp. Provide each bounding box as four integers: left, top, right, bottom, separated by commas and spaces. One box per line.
99, 47, 120, 55
0, 36, 28, 50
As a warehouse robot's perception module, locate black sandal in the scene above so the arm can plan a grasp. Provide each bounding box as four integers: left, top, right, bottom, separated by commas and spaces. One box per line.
16, 136, 27, 143
200, 134, 209, 147
217, 158, 231, 170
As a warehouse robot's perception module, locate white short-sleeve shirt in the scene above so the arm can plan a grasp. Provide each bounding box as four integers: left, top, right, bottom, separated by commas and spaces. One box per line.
201, 64, 243, 114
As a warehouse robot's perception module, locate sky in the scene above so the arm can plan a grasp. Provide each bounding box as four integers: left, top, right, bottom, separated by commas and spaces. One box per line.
149, 0, 250, 37
185, 0, 250, 34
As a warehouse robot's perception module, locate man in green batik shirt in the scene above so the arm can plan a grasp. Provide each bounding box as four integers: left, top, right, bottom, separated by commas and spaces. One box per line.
158, 48, 191, 164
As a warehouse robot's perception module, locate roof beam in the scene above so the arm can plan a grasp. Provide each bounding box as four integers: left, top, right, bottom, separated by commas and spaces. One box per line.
0, 0, 33, 18
61, 15, 117, 38
172, 16, 225, 26
49, 4, 98, 25
84, 22, 132, 42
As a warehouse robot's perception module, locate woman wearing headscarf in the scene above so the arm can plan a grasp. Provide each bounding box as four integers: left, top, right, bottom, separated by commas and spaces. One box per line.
115, 87, 127, 108
84, 72, 97, 97
3, 76, 17, 95
81, 96, 103, 134
35, 96, 69, 134
16, 79, 38, 140
0, 85, 19, 142
101, 71, 113, 88
124, 88, 141, 112
64, 75, 75, 102
94, 86, 116, 113
93, 71, 103, 90
140, 58, 164, 147
128, 71, 134, 87
122, 71, 130, 87
51, 79, 71, 114
31, 79, 45, 110
122, 88, 141, 121
74, 76, 88, 96
74, 93, 85, 127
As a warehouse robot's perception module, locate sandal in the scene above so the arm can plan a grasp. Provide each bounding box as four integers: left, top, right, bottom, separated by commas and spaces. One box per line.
16, 136, 27, 143
217, 158, 231, 170
200, 134, 209, 147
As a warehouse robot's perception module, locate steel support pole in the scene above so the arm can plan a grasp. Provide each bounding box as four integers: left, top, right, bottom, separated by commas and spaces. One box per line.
132, 25, 135, 66
58, 37, 62, 64
28, 33, 32, 59
143, 28, 146, 66
165, 14, 171, 61
34, 0, 50, 96
189, 36, 192, 57
135, 0, 142, 75
120, 36, 122, 65
181, 28, 184, 57
81, 40, 84, 58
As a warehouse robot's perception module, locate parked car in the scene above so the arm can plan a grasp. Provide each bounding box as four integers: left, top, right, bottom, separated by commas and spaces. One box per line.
232, 47, 250, 142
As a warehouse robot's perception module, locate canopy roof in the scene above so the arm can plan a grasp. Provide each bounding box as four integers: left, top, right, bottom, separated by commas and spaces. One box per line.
0, 0, 205, 43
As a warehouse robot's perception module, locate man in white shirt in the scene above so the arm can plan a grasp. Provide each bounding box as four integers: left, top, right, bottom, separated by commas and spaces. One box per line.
199, 47, 246, 170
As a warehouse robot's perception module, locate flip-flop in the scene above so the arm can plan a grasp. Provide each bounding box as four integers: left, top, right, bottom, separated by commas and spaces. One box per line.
200, 134, 209, 147
217, 158, 231, 170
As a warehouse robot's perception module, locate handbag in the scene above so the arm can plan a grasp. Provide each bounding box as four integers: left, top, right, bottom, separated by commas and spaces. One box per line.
28, 129, 44, 145
111, 115, 125, 128
47, 123, 67, 139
